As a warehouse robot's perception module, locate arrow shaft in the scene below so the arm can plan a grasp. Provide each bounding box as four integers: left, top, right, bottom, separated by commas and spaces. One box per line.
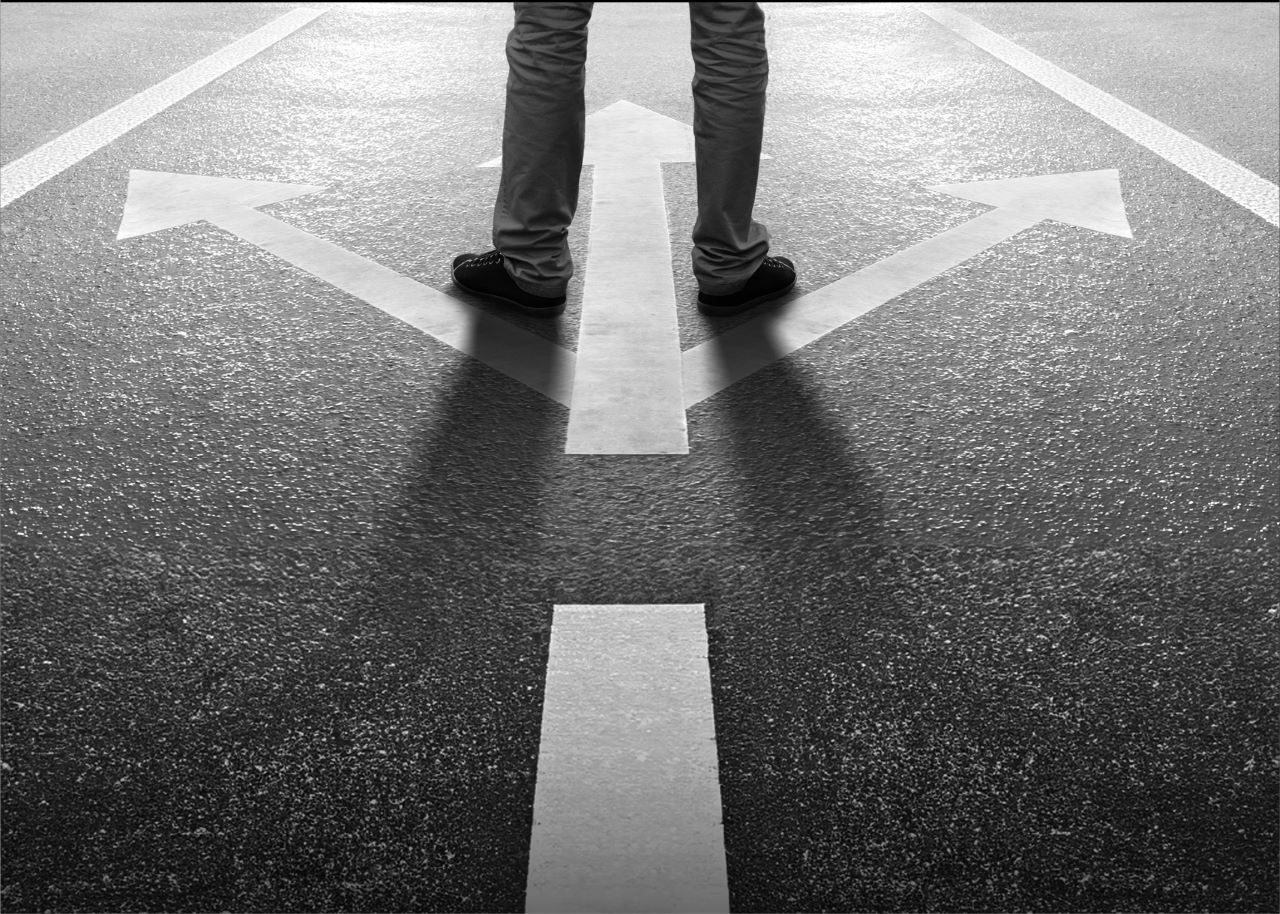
565, 159, 688, 454
681, 206, 1039, 406
209, 206, 574, 405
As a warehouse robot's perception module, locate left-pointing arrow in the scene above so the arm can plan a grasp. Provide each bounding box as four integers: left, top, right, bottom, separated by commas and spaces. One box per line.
117, 169, 575, 405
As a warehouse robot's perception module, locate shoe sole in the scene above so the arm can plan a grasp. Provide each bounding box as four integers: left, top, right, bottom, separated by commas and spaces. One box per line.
696, 278, 796, 317
452, 273, 567, 317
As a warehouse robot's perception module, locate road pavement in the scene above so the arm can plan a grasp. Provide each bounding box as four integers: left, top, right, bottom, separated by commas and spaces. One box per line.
2, 3, 1277, 911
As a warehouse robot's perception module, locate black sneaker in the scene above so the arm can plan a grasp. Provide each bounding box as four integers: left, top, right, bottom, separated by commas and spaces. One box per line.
697, 256, 796, 317
451, 251, 567, 317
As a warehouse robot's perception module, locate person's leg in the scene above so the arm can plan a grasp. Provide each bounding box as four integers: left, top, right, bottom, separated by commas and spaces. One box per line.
492, 1, 594, 297
688, 1, 771, 295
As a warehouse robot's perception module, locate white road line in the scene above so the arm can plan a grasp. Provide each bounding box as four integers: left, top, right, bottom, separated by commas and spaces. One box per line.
527, 604, 729, 914
0, 7, 326, 209
564, 102, 695, 454
919, 6, 1279, 227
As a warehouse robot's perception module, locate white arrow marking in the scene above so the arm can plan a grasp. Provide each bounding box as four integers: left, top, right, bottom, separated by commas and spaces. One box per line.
485, 101, 697, 454
481, 101, 768, 454
568, 102, 692, 454
117, 170, 574, 405
682, 169, 1133, 406
526, 604, 728, 914
118, 159, 1132, 447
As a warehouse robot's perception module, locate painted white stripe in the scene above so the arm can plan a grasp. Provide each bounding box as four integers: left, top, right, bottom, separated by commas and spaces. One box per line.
919, 6, 1279, 227
565, 156, 687, 453
527, 604, 729, 914
564, 102, 693, 454
0, 7, 326, 209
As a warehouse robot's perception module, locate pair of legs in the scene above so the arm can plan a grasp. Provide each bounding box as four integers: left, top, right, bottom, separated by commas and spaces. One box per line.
492, 1, 772, 298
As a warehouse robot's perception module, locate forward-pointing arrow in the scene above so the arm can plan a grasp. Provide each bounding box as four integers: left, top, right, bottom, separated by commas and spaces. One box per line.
117, 169, 574, 405
570, 102, 694, 455
484, 100, 699, 454
682, 168, 1133, 405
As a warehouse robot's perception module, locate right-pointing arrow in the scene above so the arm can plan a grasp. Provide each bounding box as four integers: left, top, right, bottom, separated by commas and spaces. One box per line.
927, 168, 1132, 238
681, 169, 1133, 406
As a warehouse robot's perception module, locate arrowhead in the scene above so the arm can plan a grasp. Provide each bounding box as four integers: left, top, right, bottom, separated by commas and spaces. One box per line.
117, 170, 326, 240
477, 99, 769, 167
582, 100, 696, 164
927, 169, 1132, 238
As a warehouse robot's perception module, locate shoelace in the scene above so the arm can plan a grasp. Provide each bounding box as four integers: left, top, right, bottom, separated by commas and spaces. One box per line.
464, 252, 503, 269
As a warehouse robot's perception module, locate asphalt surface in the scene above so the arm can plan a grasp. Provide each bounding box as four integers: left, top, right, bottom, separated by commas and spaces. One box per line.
2, 2, 1278, 912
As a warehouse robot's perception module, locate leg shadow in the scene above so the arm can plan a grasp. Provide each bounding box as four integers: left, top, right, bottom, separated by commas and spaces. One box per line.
395, 319, 567, 575
339, 312, 568, 911
700, 317, 899, 911
709, 316, 889, 567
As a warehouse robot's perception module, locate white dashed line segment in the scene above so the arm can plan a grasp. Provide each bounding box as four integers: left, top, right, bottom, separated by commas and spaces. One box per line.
526, 604, 729, 914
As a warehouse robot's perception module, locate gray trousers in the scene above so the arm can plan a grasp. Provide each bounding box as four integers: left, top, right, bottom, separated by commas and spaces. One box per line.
493, 1, 771, 297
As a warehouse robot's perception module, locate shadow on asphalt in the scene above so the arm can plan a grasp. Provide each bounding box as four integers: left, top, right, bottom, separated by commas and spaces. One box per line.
387, 308, 568, 654
709, 315, 889, 568
347, 310, 569, 911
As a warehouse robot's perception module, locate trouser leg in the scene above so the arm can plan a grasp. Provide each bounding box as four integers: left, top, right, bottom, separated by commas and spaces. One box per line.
688, 1, 771, 294
492, 1, 594, 296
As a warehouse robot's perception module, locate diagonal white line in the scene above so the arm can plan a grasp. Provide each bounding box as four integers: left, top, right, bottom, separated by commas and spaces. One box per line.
1, 7, 326, 209
920, 6, 1279, 227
